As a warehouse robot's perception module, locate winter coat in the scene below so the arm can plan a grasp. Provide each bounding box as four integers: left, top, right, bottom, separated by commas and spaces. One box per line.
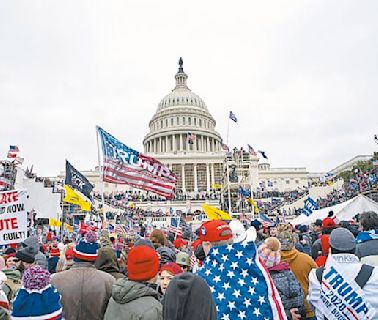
268, 262, 305, 319
51, 262, 115, 320
104, 279, 162, 320
308, 254, 378, 320
95, 247, 124, 280
2, 269, 21, 302
281, 248, 317, 318
355, 238, 378, 267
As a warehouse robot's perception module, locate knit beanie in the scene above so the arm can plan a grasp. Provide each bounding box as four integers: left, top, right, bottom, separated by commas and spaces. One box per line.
257, 237, 281, 268
277, 231, 295, 251
73, 231, 99, 262
11, 266, 62, 319
127, 245, 159, 281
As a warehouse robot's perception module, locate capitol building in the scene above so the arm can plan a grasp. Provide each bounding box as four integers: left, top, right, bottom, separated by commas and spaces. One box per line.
82, 59, 309, 197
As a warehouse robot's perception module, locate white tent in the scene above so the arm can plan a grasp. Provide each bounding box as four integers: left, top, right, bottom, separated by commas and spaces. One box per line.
290, 194, 378, 226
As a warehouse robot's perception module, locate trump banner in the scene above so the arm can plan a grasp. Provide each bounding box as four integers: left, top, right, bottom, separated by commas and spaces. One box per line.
0, 190, 28, 245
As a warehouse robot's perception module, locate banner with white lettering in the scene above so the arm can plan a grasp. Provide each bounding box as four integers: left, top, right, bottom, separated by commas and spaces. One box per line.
0, 190, 28, 245
318, 256, 376, 320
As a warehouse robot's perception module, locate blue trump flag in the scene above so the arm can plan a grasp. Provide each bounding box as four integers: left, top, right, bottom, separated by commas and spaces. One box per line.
303, 197, 319, 216
196, 242, 286, 320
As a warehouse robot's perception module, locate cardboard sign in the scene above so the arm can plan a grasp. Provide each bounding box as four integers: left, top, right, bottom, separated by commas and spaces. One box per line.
0, 190, 28, 245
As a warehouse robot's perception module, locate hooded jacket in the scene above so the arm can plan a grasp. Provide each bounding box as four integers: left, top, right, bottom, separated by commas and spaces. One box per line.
51, 262, 115, 320
104, 279, 162, 320
308, 254, 378, 320
355, 238, 378, 267
95, 247, 124, 280
268, 262, 305, 319
163, 272, 216, 320
281, 248, 317, 318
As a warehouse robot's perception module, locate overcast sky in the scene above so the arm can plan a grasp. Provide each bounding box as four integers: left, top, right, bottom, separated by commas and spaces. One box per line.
1, 0, 377, 177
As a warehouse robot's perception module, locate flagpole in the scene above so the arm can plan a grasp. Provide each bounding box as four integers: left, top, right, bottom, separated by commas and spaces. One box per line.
95, 126, 106, 221
226, 118, 230, 146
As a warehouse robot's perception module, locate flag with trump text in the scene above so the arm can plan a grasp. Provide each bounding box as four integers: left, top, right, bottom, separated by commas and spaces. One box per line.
196, 242, 286, 320
97, 126, 177, 199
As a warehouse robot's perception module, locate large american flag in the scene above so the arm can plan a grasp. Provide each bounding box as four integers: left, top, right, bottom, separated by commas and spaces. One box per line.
97, 126, 177, 199
196, 242, 287, 320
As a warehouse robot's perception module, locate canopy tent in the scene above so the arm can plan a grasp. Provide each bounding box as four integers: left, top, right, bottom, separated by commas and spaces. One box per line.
290, 194, 378, 226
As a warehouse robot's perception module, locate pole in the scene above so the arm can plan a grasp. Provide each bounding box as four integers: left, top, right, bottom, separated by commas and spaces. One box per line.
95, 126, 106, 221
226, 119, 230, 146
226, 161, 232, 216
249, 161, 254, 221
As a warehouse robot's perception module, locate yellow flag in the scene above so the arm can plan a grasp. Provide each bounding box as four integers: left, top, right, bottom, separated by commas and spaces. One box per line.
63, 185, 91, 211
49, 218, 62, 227
327, 180, 334, 186
63, 223, 73, 233
201, 204, 232, 221
211, 184, 222, 190
247, 197, 260, 213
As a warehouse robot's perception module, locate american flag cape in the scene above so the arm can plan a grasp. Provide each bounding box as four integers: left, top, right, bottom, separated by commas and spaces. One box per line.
196, 242, 286, 320
97, 126, 177, 199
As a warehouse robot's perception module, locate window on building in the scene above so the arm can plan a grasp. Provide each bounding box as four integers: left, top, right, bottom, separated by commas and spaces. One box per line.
199, 119, 202, 127
160, 120, 163, 128
286, 180, 290, 184
165, 119, 168, 127
188, 117, 191, 125
177, 117, 180, 125
194, 118, 197, 125
171, 118, 174, 126
183, 117, 186, 125
295, 179, 299, 184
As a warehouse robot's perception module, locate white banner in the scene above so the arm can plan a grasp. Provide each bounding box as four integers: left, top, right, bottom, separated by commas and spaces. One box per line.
317, 256, 376, 320
0, 189, 28, 245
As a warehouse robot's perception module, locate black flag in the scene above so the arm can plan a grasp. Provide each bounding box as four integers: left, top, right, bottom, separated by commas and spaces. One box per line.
65, 160, 94, 198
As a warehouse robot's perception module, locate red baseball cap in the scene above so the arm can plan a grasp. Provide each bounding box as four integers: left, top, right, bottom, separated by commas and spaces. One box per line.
160, 262, 184, 276
199, 220, 233, 242
322, 217, 336, 229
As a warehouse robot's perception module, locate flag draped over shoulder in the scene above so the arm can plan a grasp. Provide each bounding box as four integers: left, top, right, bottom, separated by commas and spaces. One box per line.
63, 185, 91, 211
196, 242, 286, 320
65, 160, 93, 199
97, 126, 177, 199
202, 204, 232, 221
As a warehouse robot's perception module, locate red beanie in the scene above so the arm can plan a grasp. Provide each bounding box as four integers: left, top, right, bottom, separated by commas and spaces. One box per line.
160, 262, 184, 276
322, 218, 336, 229
128, 245, 159, 281
199, 220, 233, 242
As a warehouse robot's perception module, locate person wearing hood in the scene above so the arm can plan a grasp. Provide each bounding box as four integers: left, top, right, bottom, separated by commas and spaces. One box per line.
51, 231, 115, 320
104, 245, 162, 320
163, 273, 217, 320
95, 246, 124, 280
278, 228, 317, 320
156, 246, 176, 269
258, 237, 305, 320
20, 236, 47, 269
355, 211, 378, 266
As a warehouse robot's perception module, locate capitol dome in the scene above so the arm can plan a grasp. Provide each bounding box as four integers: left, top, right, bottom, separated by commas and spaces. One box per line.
143, 58, 223, 155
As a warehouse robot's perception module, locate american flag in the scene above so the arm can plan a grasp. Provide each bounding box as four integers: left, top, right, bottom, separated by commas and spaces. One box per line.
196, 242, 286, 320
259, 213, 275, 227
115, 224, 127, 234
187, 132, 196, 144
0, 177, 10, 191
97, 126, 177, 199
7, 145, 19, 159
168, 217, 183, 237
247, 144, 257, 156
222, 143, 230, 152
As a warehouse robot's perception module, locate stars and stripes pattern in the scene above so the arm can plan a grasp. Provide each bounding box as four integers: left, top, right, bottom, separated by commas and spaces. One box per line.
97, 126, 177, 199
168, 217, 183, 237
7, 145, 19, 158
259, 213, 275, 227
196, 242, 286, 320
248, 144, 257, 156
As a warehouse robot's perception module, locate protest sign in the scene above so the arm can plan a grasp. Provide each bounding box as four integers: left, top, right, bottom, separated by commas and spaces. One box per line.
0, 189, 28, 245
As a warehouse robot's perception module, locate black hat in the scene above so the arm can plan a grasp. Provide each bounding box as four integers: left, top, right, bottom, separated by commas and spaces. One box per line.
5, 247, 16, 255
314, 219, 322, 227
16, 246, 36, 264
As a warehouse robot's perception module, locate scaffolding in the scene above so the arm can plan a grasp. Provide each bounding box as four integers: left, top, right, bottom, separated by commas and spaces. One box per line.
0, 161, 17, 191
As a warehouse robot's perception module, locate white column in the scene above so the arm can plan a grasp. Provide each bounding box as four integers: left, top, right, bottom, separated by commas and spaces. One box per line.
158, 137, 161, 153
211, 164, 215, 186
207, 137, 210, 152
166, 136, 169, 152
179, 134, 183, 151
194, 135, 197, 152
206, 164, 210, 192
194, 164, 198, 192
182, 164, 186, 192
172, 135, 176, 152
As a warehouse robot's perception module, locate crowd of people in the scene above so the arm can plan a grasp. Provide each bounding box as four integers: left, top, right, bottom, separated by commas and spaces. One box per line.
0, 208, 377, 319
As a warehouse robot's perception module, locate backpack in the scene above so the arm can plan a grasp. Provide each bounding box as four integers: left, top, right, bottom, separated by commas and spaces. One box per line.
316, 264, 374, 289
